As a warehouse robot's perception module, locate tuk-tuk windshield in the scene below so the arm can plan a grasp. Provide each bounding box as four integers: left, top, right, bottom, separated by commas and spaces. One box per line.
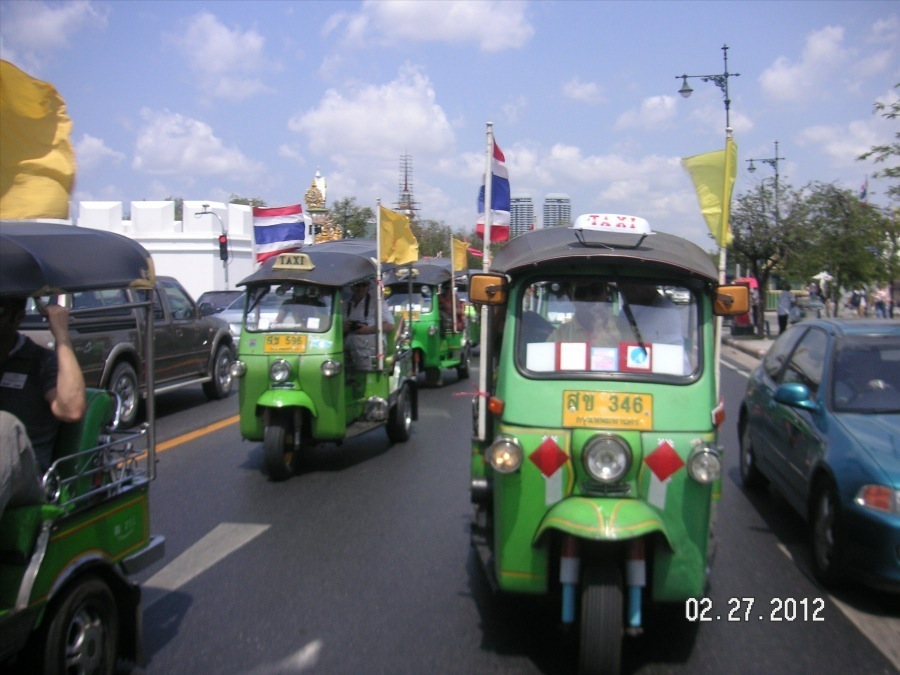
517, 277, 699, 378
386, 284, 434, 318
245, 283, 333, 333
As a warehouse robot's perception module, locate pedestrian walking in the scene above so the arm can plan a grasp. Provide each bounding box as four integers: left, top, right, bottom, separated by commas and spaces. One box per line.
777, 282, 793, 334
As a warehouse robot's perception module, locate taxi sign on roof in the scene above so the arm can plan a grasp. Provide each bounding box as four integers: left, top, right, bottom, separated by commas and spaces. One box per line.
573, 213, 652, 235
273, 252, 315, 270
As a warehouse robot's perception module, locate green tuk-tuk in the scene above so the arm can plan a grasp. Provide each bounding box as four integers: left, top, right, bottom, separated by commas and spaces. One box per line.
468, 214, 749, 674
384, 258, 471, 387
230, 239, 418, 481
0, 222, 165, 672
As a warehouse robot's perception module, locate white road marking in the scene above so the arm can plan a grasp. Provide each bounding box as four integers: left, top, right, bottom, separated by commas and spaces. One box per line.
143, 522, 269, 608
248, 640, 323, 674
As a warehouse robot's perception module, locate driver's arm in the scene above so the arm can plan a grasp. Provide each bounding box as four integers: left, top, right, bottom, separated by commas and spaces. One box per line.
45, 305, 86, 423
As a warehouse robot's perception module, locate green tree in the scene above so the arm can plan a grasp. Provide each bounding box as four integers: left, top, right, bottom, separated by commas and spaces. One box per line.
858, 83, 900, 201
164, 196, 183, 220
728, 181, 805, 333
330, 197, 374, 239
229, 195, 267, 208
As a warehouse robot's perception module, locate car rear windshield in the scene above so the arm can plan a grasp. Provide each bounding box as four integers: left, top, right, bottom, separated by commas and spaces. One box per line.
832, 336, 900, 413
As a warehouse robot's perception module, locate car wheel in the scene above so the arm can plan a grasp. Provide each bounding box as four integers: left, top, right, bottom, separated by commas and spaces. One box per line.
579, 559, 623, 675
109, 361, 139, 429
739, 422, 768, 491
203, 343, 233, 399
811, 482, 845, 586
41, 576, 119, 675
386, 384, 412, 443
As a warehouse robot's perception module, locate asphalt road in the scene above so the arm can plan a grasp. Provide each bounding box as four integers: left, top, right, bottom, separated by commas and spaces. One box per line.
129, 355, 899, 674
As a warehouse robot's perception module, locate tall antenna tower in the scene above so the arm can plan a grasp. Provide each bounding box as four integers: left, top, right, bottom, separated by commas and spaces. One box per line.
396, 154, 420, 221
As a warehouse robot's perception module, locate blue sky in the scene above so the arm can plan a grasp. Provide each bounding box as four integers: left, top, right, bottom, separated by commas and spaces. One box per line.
1, 0, 897, 249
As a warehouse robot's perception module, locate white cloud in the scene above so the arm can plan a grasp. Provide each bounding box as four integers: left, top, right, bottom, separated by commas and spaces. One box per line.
287, 64, 455, 159
795, 118, 888, 169
615, 96, 677, 131
75, 134, 126, 171
759, 26, 852, 104
131, 109, 265, 178
166, 12, 273, 101
0, 0, 107, 71
562, 77, 605, 105
324, 0, 534, 52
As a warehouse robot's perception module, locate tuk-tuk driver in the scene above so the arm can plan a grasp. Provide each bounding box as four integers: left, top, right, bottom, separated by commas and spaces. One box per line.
547, 280, 629, 347
344, 279, 394, 371
1, 297, 86, 517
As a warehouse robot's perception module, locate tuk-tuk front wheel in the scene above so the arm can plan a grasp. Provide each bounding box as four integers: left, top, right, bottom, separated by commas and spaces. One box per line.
386, 385, 413, 443
579, 560, 623, 675
264, 420, 298, 481
40, 575, 119, 675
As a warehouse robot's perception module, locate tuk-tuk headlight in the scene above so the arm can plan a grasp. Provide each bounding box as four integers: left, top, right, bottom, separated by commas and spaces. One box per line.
687, 443, 722, 484
582, 435, 631, 483
486, 436, 523, 474
321, 359, 341, 377
230, 360, 247, 378
270, 359, 292, 383
428, 325, 439, 337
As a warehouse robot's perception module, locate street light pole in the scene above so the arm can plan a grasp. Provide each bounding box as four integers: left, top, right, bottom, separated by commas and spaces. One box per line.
196, 204, 229, 288
747, 140, 785, 227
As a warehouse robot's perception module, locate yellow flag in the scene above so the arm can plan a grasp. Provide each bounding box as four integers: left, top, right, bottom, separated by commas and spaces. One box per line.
379, 205, 419, 265
451, 237, 468, 272
0, 60, 76, 220
681, 136, 738, 247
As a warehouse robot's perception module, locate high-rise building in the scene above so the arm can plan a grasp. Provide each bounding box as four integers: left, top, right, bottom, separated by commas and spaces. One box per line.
543, 193, 572, 228
510, 195, 534, 239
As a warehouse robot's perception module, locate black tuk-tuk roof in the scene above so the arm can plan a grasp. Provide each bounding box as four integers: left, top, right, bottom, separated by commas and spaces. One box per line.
0, 221, 156, 296
488, 226, 718, 282
237, 239, 388, 288
383, 257, 457, 287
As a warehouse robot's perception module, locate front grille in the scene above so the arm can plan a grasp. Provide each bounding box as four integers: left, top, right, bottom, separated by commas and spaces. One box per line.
579, 480, 632, 497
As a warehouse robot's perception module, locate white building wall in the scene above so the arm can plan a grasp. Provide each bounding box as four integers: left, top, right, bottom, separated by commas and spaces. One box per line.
77, 200, 257, 301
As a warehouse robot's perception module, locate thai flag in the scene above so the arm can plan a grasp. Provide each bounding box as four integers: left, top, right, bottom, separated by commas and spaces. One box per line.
476, 141, 511, 243
253, 204, 306, 263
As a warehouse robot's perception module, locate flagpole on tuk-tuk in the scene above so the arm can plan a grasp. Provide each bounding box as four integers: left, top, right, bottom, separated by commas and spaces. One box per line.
375, 199, 385, 372
476, 123, 494, 441
449, 232, 458, 332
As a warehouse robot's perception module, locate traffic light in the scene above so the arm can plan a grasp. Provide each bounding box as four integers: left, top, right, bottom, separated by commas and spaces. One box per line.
217, 234, 229, 261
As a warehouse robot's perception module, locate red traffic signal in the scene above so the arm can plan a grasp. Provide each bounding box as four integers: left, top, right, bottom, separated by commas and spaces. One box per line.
217, 234, 229, 261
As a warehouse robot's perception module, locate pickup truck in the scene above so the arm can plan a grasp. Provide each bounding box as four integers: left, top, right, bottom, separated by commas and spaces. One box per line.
21, 276, 235, 427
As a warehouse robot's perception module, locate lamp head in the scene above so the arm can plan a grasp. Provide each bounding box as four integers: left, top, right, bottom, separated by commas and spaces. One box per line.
678, 76, 693, 98
747, 161, 756, 173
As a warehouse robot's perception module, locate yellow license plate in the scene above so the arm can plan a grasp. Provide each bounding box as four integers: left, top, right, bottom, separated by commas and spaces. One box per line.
562, 390, 653, 430
263, 334, 308, 353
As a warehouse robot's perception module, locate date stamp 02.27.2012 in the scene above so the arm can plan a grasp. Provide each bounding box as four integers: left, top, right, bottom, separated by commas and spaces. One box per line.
685, 597, 826, 622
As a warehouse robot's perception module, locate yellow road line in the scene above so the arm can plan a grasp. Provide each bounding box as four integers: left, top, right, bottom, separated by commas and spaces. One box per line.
156, 414, 240, 453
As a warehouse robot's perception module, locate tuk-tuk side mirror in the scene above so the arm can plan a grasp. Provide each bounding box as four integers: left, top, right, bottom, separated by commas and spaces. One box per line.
468, 273, 508, 306
713, 284, 751, 316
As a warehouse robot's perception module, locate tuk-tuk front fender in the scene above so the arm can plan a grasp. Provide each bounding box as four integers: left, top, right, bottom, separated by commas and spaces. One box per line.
256, 389, 318, 416
533, 496, 671, 547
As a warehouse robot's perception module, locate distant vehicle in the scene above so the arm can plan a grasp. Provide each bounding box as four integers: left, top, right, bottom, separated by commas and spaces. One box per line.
216, 292, 281, 340
21, 276, 235, 428
738, 319, 900, 591
197, 289, 243, 314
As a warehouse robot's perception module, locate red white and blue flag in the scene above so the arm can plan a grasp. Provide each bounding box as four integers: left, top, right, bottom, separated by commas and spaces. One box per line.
476, 140, 511, 243
253, 204, 306, 263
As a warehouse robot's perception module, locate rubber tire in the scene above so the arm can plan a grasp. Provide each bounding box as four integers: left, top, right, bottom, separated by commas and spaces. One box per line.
424, 368, 443, 387
109, 361, 140, 429
578, 559, 623, 675
386, 385, 412, 443
739, 422, 768, 490
456, 345, 471, 380
810, 482, 845, 586
203, 343, 234, 399
41, 576, 119, 675
263, 420, 295, 481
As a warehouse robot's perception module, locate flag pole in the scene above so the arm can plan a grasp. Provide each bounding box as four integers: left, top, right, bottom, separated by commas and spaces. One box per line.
449, 232, 458, 332
375, 199, 384, 372
477, 123, 494, 441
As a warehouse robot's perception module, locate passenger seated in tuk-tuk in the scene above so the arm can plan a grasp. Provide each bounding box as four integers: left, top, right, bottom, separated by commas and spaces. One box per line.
0, 297, 86, 517
344, 279, 394, 371
547, 281, 629, 347
274, 285, 327, 330
438, 283, 465, 334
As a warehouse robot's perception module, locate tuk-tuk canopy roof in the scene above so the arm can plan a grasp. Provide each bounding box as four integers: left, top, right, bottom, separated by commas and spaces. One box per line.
383, 257, 460, 287
237, 239, 389, 288
488, 226, 718, 282
0, 221, 156, 297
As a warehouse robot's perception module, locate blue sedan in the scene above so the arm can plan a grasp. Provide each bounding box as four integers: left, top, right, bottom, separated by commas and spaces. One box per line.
738, 319, 900, 591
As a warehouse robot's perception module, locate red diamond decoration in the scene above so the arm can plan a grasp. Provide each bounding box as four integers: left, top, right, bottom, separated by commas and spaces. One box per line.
529, 437, 568, 477
644, 441, 684, 482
